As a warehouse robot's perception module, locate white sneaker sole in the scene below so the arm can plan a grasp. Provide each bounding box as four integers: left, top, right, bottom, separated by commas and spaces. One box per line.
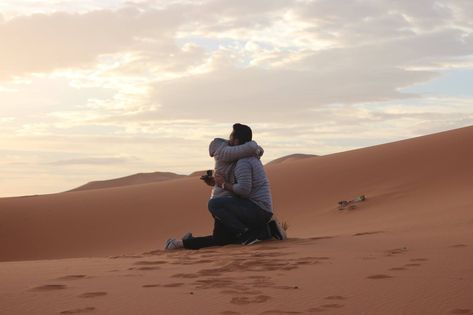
245, 239, 261, 245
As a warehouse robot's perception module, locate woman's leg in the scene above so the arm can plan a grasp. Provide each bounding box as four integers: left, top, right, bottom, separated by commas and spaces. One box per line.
182, 218, 239, 250
182, 235, 215, 250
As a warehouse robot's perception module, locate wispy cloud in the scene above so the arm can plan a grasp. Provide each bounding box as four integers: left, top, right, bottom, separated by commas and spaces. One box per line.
45, 156, 139, 166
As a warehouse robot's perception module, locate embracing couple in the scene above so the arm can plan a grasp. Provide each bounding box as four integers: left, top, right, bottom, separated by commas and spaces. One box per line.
165, 123, 286, 250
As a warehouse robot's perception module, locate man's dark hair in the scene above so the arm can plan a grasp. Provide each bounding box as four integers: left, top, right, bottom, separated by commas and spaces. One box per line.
233, 123, 252, 144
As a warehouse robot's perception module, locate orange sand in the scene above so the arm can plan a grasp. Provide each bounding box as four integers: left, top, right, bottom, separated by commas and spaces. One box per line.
1, 125, 472, 315
68, 171, 185, 192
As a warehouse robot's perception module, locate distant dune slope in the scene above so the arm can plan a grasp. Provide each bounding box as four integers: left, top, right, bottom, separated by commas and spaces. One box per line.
1, 125, 473, 262
68, 172, 186, 192
265, 153, 318, 166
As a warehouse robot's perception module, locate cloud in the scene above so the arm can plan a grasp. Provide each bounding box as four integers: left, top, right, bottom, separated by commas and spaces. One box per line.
2, 0, 472, 81
0, 5, 187, 79
45, 156, 139, 166
144, 66, 432, 122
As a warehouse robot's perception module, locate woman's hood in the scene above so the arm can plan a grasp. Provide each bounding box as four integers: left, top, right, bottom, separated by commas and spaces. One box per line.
209, 138, 227, 157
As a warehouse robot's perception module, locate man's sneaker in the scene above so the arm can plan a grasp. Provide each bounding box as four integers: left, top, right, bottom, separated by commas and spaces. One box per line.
244, 238, 262, 246
255, 223, 272, 240
182, 232, 193, 240
268, 218, 287, 240
164, 238, 182, 250
239, 228, 262, 245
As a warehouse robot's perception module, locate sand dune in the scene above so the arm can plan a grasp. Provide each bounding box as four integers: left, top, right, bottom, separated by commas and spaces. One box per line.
265, 153, 317, 166
68, 171, 185, 192
188, 170, 210, 177
1, 125, 471, 262
1, 125, 473, 314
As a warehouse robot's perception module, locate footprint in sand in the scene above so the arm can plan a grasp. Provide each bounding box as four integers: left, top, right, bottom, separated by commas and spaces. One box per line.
308, 236, 335, 241
78, 292, 108, 298
60, 307, 96, 314
248, 275, 270, 280
172, 273, 200, 279
168, 257, 198, 265
292, 256, 330, 265
221, 289, 264, 295
133, 260, 167, 266
385, 247, 408, 256
31, 284, 67, 291
280, 266, 299, 271
450, 244, 468, 248
162, 283, 185, 288
194, 259, 215, 263
230, 295, 271, 305
57, 275, 88, 280
273, 285, 299, 290
129, 266, 161, 271
109, 255, 143, 259
142, 283, 184, 288
260, 310, 303, 314
353, 231, 384, 236
451, 309, 472, 314
325, 295, 347, 300
118, 273, 143, 277
294, 257, 322, 265
404, 263, 422, 267
142, 249, 164, 256
295, 260, 314, 265
366, 274, 393, 279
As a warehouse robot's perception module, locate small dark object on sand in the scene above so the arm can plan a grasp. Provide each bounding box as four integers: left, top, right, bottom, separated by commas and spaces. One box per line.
338, 195, 366, 210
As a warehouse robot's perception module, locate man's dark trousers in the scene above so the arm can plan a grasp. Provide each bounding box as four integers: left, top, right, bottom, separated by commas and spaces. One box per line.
182, 196, 273, 250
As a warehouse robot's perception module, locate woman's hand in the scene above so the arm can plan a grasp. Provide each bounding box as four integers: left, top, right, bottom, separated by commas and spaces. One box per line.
214, 173, 225, 186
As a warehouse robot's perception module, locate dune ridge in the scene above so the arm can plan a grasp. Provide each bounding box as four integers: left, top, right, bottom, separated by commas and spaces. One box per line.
65, 153, 315, 193
265, 153, 318, 166
68, 171, 186, 192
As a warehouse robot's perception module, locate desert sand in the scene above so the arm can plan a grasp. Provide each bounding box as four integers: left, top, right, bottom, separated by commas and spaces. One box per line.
1, 125, 473, 315
265, 153, 317, 166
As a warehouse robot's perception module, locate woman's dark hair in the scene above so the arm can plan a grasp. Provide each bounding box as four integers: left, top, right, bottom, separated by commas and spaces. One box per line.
233, 123, 252, 144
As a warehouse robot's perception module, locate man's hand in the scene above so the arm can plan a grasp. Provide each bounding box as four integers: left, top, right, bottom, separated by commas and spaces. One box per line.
214, 173, 225, 186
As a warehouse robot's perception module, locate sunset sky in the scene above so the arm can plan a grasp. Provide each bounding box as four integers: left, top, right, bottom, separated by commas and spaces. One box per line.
1, 0, 473, 197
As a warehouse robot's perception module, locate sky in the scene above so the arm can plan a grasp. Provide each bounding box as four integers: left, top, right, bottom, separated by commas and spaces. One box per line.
1, 0, 473, 197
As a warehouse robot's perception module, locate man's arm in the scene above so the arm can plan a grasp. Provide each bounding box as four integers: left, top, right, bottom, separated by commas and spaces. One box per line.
215, 160, 252, 197
214, 140, 263, 162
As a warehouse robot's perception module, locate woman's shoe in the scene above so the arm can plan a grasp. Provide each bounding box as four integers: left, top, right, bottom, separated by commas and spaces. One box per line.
164, 238, 182, 250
